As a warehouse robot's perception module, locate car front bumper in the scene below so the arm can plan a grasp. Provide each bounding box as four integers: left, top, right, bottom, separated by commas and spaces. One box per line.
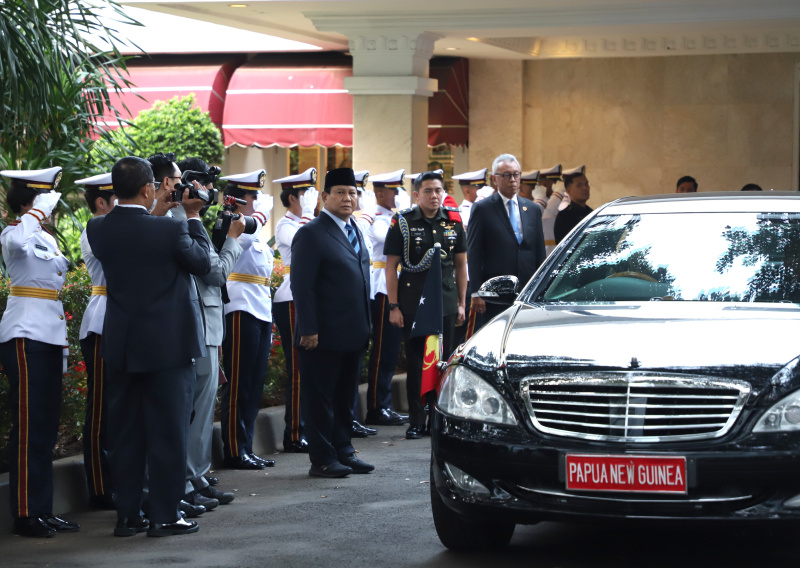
431, 411, 800, 523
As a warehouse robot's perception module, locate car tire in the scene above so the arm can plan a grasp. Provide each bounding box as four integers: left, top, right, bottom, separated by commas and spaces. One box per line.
430, 462, 515, 551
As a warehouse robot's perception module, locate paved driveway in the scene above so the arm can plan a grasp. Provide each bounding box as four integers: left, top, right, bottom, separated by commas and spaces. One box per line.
3, 424, 799, 567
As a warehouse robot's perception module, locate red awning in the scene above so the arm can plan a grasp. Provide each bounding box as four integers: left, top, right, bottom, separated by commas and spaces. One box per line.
221, 57, 468, 149
222, 64, 354, 148
100, 60, 239, 129
428, 58, 469, 147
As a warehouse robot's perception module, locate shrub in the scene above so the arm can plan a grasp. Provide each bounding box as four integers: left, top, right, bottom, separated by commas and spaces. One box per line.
93, 94, 224, 166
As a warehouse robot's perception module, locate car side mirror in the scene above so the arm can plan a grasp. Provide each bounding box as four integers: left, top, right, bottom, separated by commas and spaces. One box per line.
478, 275, 520, 305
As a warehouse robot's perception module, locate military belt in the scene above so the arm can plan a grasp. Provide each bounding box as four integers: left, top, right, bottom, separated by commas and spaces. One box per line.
9, 285, 61, 301
228, 272, 269, 286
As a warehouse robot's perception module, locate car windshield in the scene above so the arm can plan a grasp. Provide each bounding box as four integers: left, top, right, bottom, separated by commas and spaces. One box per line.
535, 212, 800, 304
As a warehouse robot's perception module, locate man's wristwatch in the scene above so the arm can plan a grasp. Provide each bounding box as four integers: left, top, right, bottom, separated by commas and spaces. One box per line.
388, 303, 400, 311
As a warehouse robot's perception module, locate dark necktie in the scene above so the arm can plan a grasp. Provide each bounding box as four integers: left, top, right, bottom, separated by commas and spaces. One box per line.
345, 222, 360, 255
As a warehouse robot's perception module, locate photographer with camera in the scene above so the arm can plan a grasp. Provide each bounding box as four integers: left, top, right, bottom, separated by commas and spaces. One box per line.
147, 153, 183, 217
272, 168, 318, 453
175, 157, 244, 509
218, 169, 276, 470
87, 156, 211, 537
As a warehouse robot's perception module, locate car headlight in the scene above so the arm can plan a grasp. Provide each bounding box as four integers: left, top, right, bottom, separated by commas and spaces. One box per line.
753, 389, 800, 432
437, 365, 517, 425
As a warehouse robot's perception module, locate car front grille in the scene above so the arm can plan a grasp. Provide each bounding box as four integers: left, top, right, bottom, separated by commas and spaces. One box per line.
520, 373, 751, 442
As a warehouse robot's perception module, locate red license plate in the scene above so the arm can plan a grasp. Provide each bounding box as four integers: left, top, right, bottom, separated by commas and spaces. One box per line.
565, 454, 687, 494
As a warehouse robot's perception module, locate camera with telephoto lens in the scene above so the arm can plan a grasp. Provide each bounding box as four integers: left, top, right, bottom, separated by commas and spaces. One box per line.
171, 167, 221, 205
210, 195, 258, 252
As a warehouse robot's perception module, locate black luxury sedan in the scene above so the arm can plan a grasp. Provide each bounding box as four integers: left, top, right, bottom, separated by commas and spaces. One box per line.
431, 192, 800, 550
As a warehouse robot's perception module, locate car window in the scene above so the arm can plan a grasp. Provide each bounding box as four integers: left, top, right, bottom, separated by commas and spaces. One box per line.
534, 212, 800, 304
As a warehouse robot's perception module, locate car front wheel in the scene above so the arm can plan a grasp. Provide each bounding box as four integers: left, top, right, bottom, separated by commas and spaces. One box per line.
430, 462, 515, 551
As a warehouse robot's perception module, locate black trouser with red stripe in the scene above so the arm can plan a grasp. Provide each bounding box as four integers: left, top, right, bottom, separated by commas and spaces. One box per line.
220, 311, 272, 459
363, 293, 403, 414
274, 301, 304, 444
80, 332, 112, 500
0, 338, 62, 519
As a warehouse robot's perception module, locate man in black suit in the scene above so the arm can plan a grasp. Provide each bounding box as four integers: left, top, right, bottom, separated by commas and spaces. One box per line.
87, 156, 211, 537
467, 153, 546, 327
290, 168, 373, 479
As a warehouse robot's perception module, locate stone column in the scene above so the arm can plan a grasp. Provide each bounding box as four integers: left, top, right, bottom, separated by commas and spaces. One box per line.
344, 32, 441, 181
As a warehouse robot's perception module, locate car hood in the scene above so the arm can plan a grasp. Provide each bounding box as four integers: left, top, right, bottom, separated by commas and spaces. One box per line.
460, 302, 800, 388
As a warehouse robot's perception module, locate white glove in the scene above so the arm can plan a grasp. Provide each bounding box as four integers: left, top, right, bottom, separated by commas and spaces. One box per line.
255, 193, 274, 216
299, 187, 319, 218
395, 189, 411, 210
476, 186, 494, 201
32, 191, 61, 218
358, 190, 377, 216
531, 184, 547, 206
251, 193, 274, 228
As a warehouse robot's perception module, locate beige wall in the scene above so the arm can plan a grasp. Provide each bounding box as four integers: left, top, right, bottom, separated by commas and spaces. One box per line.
471, 53, 800, 208
469, 59, 524, 172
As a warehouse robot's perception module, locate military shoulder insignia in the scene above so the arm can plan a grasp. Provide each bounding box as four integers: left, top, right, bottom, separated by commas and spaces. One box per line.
443, 205, 459, 212
397, 207, 414, 215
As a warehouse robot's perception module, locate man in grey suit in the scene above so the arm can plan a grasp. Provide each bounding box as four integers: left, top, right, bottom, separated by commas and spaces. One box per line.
177, 158, 246, 509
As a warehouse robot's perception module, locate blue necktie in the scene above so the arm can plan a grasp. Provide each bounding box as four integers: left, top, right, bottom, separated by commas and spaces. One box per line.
346, 222, 360, 255
508, 199, 522, 245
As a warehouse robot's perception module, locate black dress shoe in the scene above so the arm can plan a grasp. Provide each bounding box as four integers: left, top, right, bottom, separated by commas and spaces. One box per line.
339, 453, 375, 474
13, 517, 56, 538
114, 516, 149, 537
178, 499, 205, 518
45, 515, 80, 532
352, 420, 377, 438
223, 455, 265, 470
309, 462, 353, 478
365, 408, 406, 426
248, 453, 276, 467
405, 426, 426, 440
185, 491, 219, 511
198, 485, 235, 505
387, 408, 410, 422
204, 475, 219, 486
89, 494, 116, 510
283, 438, 310, 453
147, 518, 199, 537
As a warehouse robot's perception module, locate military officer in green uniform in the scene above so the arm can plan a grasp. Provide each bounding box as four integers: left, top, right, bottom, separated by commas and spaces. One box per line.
384, 171, 467, 439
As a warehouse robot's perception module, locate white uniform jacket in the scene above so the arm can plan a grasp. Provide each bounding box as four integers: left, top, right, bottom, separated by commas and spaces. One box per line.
223, 230, 274, 323
274, 212, 300, 304
79, 228, 106, 340
0, 215, 69, 346
366, 205, 394, 297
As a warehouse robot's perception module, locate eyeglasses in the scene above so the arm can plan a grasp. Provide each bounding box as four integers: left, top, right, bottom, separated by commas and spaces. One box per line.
152, 181, 161, 190
495, 172, 522, 181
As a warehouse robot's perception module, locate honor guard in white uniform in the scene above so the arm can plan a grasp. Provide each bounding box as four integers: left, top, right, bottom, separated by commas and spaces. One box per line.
535, 164, 565, 255
353, 170, 375, 277
219, 169, 276, 470
76, 172, 117, 511
452, 168, 487, 231
518, 170, 540, 201
451, 168, 488, 341
0, 167, 80, 537
346, 170, 379, 437
358, 170, 410, 427
272, 168, 318, 453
